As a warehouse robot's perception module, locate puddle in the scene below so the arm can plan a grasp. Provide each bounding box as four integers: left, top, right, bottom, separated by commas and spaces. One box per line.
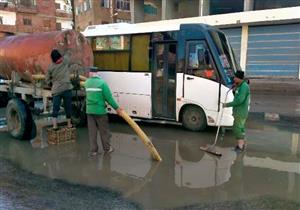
0, 119, 299, 209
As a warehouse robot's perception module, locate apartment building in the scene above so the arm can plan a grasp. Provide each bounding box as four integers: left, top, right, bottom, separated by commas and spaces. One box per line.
0, 0, 73, 38
74, 0, 132, 31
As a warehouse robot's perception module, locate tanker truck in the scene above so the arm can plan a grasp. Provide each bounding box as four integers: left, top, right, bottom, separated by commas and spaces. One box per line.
0, 30, 93, 140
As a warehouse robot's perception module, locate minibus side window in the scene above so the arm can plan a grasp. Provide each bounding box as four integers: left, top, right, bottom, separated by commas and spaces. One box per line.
186, 41, 218, 81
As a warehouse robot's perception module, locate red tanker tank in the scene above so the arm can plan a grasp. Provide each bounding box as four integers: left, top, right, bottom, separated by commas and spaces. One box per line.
0, 30, 93, 82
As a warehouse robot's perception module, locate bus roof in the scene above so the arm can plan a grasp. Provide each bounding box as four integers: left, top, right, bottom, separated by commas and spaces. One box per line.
83, 21, 215, 38
82, 6, 300, 37
82, 22, 189, 37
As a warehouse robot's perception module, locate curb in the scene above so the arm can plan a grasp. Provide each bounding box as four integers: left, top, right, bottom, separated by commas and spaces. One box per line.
249, 111, 300, 125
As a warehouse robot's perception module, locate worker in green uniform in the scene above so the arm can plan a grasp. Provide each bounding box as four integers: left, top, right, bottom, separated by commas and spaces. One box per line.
84, 67, 122, 157
223, 70, 250, 152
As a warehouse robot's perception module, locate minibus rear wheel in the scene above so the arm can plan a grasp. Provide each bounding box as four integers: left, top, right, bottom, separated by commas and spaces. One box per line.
182, 105, 207, 131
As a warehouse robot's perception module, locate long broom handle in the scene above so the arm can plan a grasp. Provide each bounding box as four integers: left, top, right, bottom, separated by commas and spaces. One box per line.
119, 110, 162, 162
212, 89, 231, 146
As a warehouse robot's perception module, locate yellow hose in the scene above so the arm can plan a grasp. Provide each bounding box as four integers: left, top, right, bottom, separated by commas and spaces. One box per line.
32, 74, 46, 80
32, 74, 87, 81
119, 110, 162, 162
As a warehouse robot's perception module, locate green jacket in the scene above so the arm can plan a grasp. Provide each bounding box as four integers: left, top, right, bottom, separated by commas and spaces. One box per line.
225, 81, 250, 119
84, 76, 119, 115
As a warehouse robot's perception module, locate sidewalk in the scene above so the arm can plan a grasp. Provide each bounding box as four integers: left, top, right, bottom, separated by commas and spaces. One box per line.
249, 78, 300, 95
249, 79, 300, 124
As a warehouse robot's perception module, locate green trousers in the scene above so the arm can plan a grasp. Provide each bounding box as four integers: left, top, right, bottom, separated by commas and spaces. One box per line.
233, 116, 247, 140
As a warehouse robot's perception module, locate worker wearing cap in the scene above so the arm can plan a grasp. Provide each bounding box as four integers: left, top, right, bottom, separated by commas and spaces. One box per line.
84, 67, 122, 156
223, 70, 250, 152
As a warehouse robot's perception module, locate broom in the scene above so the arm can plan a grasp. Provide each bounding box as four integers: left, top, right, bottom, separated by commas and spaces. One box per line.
200, 89, 232, 157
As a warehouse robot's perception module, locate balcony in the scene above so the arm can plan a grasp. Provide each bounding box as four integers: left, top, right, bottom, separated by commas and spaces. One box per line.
55, 2, 72, 19
56, 10, 72, 19
16, 3, 37, 14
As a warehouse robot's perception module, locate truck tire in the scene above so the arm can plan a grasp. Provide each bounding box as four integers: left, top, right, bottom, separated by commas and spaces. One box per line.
182, 105, 207, 131
6, 98, 33, 140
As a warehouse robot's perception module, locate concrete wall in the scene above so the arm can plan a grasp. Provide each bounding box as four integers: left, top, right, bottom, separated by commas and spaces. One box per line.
162, 0, 178, 20
178, 0, 199, 18
131, 0, 144, 23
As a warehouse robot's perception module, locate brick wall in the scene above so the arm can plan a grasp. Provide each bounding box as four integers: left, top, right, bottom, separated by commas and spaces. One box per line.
74, 0, 131, 31
0, 0, 68, 34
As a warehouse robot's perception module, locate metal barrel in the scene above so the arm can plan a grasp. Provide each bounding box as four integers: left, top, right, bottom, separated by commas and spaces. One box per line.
0, 30, 93, 82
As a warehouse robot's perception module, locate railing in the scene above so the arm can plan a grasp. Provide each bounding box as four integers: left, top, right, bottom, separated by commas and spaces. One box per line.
16, 3, 37, 13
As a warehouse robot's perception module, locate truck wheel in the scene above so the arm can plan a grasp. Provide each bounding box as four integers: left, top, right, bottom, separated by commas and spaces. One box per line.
6, 99, 33, 140
71, 102, 87, 127
182, 105, 207, 131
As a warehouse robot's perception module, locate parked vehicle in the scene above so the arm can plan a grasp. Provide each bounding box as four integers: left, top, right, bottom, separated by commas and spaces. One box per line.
0, 30, 93, 140
83, 22, 239, 131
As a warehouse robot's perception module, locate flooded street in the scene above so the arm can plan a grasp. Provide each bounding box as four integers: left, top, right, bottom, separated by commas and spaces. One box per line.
0, 111, 299, 209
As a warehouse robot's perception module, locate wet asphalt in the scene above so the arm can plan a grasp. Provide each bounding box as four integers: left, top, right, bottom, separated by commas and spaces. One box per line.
0, 108, 299, 210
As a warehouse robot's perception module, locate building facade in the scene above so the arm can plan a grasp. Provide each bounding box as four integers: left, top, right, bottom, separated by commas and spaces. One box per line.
75, 0, 300, 79
0, 0, 73, 37
74, 0, 131, 31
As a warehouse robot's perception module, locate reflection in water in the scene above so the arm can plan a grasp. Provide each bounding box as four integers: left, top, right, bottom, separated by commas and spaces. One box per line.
291, 133, 299, 156
0, 121, 299, 209
244, 156, 300, 174
175, 141, 236, 188
0, 129, 160, 200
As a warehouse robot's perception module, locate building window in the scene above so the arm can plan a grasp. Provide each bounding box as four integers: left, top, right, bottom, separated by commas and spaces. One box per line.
83, 1, 87, 11
0, 17, 3, 25
144, 3, 157, 15
19, 0, 36, 7
55, 3, 60, 9
87, 0, 92, 9
210, 0, 243, 15
23, 18, 32, 25
56, 22, 62, 30
101, 0, 110, 8
75, 6, 79, 15
254, 0, 300, 10
116, 0, 130, 11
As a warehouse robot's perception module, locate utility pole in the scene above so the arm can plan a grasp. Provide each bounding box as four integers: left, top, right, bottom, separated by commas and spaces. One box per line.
67, 0, 76, 30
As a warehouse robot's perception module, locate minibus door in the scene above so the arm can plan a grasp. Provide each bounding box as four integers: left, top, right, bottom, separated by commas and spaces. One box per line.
152, 43, 177, 119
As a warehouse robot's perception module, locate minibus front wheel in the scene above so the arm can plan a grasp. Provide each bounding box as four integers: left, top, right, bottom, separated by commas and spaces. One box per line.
181, 105, 207, 131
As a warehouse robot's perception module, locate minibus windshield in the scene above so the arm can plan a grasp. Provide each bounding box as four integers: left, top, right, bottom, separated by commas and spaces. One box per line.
209, 30, 241, 84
